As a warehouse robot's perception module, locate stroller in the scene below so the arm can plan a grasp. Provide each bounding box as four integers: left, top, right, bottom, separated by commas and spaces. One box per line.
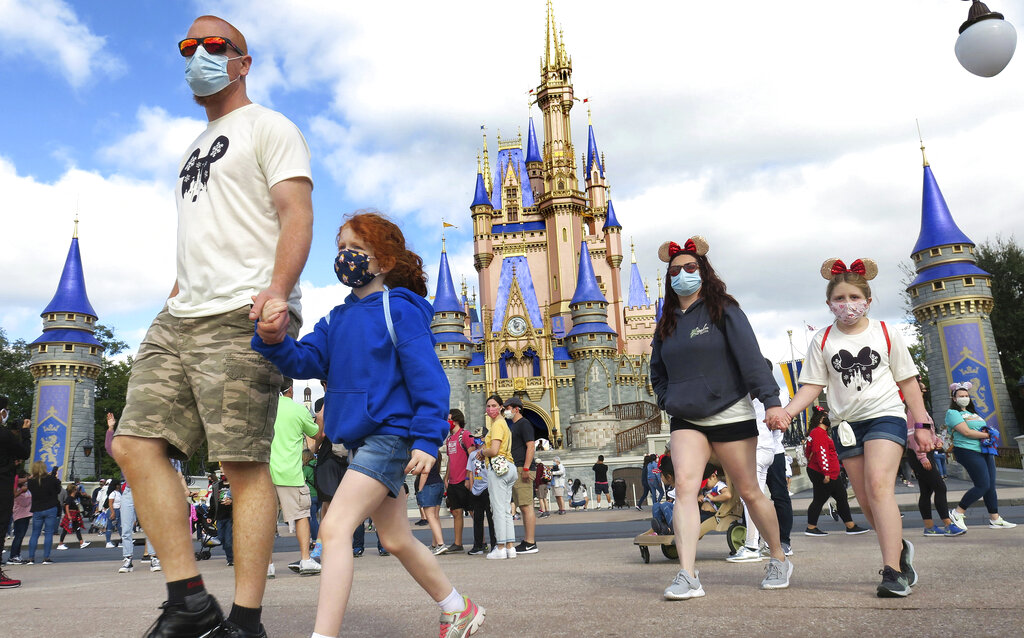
633, 477, 746, 563
192, 503, 221, 561
611, 478, 628, 509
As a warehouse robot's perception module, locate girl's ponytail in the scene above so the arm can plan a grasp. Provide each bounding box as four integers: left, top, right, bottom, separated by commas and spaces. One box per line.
384, 249, 428, 297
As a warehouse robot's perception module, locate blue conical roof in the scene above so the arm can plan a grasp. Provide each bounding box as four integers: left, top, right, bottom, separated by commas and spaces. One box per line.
432, 249, 463, 313
42, 237, 97, 317
586, 123, 604, 178
470, 172, 492, 208
602, 199, 621, 230
627, 262, 650, 308
912, 165, 974, 255
570, 242, 607, 305
526, 117, 542, 164
656, 297, 664, 322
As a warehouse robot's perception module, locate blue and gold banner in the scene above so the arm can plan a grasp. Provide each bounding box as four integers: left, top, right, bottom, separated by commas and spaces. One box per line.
779, 360, 804, 399
941, 321, 1002, 428
33, 382, 73, 478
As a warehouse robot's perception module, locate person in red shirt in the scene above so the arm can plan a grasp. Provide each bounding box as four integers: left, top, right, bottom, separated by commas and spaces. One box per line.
440, 409, 475, 554
804, 408, 867, 536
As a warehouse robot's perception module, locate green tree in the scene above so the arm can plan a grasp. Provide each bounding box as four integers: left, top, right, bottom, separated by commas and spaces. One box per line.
92, 324, 131, 478
898, 262, 929, 391
975, 236, 1024, 427
0, 328, 34, 425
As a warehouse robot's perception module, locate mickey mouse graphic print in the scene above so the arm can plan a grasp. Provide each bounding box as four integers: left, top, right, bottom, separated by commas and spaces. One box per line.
800, 319, 918, 423
168, 104, 312, 319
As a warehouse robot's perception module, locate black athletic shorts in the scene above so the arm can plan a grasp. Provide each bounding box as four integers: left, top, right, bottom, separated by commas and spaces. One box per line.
669, 418, 757, 443
445, 481, 472, 511
314, 454, 347, 502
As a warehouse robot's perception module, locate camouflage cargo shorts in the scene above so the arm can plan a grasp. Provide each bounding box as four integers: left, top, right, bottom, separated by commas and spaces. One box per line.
117, 305, 300, 463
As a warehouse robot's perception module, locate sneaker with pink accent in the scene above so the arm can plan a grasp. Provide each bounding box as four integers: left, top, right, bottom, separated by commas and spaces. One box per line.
439, 596, 485, 638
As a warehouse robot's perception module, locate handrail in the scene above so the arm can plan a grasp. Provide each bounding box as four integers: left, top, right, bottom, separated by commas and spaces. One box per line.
615, 413, 663, 454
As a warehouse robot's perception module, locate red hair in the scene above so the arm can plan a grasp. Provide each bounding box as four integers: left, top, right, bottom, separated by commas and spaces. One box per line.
338, 210, 428, 297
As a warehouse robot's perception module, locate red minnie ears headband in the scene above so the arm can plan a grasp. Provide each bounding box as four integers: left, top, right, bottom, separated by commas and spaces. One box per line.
820, 258, 878, 281
658, 236, 709, 262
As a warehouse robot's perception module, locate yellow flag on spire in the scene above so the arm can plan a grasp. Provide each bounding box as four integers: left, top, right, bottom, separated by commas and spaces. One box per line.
443, 222, 457, 229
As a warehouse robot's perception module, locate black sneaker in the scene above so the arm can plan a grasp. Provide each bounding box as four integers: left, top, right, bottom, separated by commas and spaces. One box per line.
446, 544, 465, 554
353, 548, 364, 557
144, 594, 224, 638
899, 539, 918, 587
467, 546, 486, 556
804, 527, 828, 537
414, 519, 429, 527
206, 620, 268, 638
515, 541, 539, 554
845, 524, 870, 535
42, 558, 55, 565
378, 549, 390, 557
876, 566, 910, 598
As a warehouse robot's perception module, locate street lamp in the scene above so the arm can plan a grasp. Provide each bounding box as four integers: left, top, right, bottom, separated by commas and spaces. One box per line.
68, 437, 94, 482
955, 0, 1017, 77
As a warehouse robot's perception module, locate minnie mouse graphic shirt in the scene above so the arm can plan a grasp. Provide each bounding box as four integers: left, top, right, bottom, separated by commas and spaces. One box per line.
800, 319, 917, 422
169, 104, 312, 318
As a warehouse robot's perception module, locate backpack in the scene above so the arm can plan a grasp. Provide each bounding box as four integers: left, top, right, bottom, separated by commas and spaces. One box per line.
540, 464, 552, 483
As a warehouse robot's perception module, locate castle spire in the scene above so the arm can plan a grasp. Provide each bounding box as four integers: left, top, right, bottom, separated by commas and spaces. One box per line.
566, 241, 616, 339
526, 117, 542, 164
42, 223, 97, 317
432, 247, 463, 313
602, 199, 621, 231
570, 242, 606, 306
586, 118, 604, 179
481, 126, 492, 194
471, 171, 492, 208
912, 159, 974, 255
626, 257, 650, 308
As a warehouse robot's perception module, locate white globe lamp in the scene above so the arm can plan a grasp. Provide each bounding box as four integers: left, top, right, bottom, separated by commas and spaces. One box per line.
955, 1, 1017, 77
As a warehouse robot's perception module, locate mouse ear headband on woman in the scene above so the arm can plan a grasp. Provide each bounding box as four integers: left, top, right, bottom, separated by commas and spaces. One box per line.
949, 381, 973, 396
658, 236, 709, 263
819, 258, 878, 281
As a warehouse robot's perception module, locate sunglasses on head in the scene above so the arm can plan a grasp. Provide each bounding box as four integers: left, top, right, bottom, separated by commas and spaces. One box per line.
667, 262, 699, 276
178, 36, 245, 58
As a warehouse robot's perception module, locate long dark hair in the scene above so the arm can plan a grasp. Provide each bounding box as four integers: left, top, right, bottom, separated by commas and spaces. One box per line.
655, 252, 737, 339
571, 478, 582, 495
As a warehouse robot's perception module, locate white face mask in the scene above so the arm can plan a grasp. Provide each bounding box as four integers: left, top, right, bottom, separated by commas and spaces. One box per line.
955, 396, 971, 408
503, 409, 513, 420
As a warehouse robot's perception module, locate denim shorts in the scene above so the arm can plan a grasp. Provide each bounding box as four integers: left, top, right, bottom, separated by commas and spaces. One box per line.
347, 434, 411, 498
416, 481, 443, 508
835, 415, 907, 460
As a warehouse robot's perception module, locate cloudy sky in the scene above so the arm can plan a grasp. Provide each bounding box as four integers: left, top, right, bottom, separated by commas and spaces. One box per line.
2, 0, 1023, 375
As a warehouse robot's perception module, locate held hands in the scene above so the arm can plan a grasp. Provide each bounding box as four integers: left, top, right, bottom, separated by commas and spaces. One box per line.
764, 407, 791, 431
405, 449, 436, 475
253, 294, 290, 345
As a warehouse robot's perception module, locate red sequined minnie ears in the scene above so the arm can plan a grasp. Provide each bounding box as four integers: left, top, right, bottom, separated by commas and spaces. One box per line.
658, 236, 709, 262
820, 258, 878, 281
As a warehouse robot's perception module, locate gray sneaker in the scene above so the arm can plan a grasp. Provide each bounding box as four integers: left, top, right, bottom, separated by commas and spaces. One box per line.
877, 565, 910, 597
664, 569, 705, 600
899, 539, 917, 587
760, 557, 793, 589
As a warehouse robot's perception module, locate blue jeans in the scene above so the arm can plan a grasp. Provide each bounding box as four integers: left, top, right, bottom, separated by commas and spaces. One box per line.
652, 502, 674, 534
487, 465, 518, 545
348, 434, 412, 497
217, 518, 234, 562
28, 506, 58, 561
352, 519, 383, 552
933, 451, 947, 476
309, 496, 320, 542
648, 476, 664, 504
955, 447, 999, 514
120, 488, 155, 559
106, 509, 121, 544
10, 516, 31, 558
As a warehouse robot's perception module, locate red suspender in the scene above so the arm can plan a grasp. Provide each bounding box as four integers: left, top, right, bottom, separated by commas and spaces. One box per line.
820, 322, 890, 355
820, 325, 832, 351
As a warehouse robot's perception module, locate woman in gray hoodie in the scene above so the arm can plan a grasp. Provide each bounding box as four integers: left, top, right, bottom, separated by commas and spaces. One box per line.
651, 237, 793, 601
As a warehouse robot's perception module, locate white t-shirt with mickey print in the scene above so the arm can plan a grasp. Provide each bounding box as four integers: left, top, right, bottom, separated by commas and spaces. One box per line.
800, 318, 918, 423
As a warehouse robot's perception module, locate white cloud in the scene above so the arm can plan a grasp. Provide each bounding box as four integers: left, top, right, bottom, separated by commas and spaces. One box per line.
0, 0, 123, 88
97, 106, 206, 182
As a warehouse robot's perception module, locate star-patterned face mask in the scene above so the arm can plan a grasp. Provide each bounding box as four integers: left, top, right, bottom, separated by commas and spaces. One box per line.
334, 249, 377, 288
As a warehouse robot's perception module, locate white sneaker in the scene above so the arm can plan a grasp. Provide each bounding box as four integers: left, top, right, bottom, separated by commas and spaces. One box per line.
118, 558, 133, 573
989, 516, 1017, 529
507, 547, 517, 559
105, 542, 115, 549
485, 547, 507, 560
56, 544, 68, 551
80, 541, 91, 549
299, 558, 322, 575
726, 546, 763, 563
267, 563, 275, 579
948, 509, 968, 531
150, 556, 161, 572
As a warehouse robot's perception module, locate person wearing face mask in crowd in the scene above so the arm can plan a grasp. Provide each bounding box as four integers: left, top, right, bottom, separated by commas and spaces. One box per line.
478, 395, 518, 559
779, 259, 931, 598
253, 212, 485, 638
109, 14, 315, 638
0, 399, 31, 589
904, 377, 962, 537
651, 237, 793, 601
945, 383, 1017, 531
802, 408, 868, 537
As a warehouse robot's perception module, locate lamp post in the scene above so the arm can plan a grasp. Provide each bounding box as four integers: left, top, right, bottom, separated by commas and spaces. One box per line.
955, 1, 1017, 76
68, 437, 94, 482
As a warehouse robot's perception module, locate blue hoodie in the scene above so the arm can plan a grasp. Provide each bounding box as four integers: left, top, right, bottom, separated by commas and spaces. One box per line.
251, 287, 449, 456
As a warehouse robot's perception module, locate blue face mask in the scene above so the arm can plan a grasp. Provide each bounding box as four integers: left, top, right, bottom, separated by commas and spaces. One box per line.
184, 46, 240, 97
334, 249, 377, 288
670, 270, 701, 297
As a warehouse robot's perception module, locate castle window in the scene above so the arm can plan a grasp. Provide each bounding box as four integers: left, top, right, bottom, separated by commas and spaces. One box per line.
440, 344, 447, 351
911, 288, 919, 298
586, 302, 593, 309
473, 368, 481, 375
38, 345, 46, 353
963, 277, 975, 286
560, 362, 568, 369
588, 334, 596, 341
64, 344, 74, 352
932, 281, 945, 291
90, 347, 98, 354
929, 248, 942, 257
952, 245, 964, 254
553, 275, 558, 290
913, 254, 922, 262
459, 345, 466, 351
562, 228, 567, 242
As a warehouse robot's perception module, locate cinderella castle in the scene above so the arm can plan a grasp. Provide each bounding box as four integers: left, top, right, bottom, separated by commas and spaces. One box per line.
425, 1, 663, 453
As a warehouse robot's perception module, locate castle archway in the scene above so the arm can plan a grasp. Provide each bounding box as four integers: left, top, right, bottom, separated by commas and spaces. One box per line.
520, 401, 554, 444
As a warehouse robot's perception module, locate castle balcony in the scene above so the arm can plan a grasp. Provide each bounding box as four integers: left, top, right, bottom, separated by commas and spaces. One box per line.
494, 376, 548, 402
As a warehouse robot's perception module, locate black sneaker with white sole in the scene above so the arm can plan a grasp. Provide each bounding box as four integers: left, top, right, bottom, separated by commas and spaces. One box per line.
876, 566, 910, 598
845, 524, 870, 535
804, 527, 828, 537
144, 593, 224, 638
515, 541, 539, 554
467, 546, 486, 556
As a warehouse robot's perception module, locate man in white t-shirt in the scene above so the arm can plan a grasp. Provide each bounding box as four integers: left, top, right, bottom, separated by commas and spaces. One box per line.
111, 15, 313, 638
